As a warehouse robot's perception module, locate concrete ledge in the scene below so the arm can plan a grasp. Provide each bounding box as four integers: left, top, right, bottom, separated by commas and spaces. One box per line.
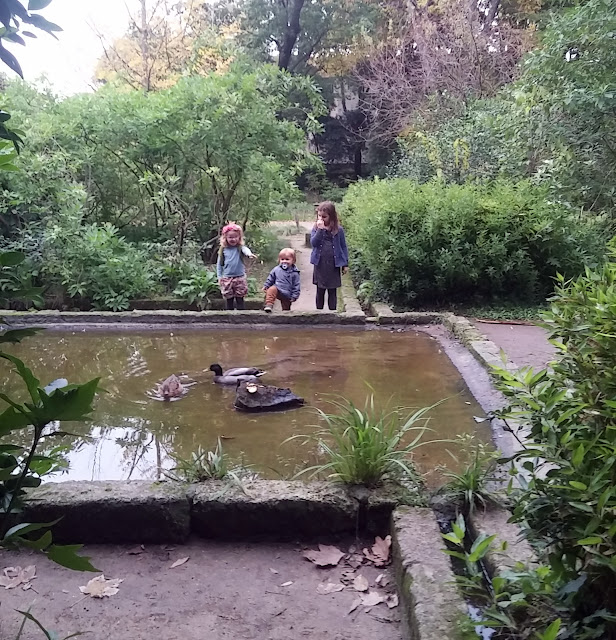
392, 507, 465, 640
2, 310, 366, 326
23, 481, 191, 544
371, 303, 444, 325
20, 480, 417, 543
443, 314, 518, 374
468, 506, 536, 575
190, 480, 358, 539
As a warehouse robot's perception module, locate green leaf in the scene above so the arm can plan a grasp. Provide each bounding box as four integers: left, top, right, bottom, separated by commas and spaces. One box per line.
3, 519, 60, 540
0, 328, 43, 344
24, 13, 62, 34
0, 250, 24, 266
576, 536, 602, 546
28, 0, 53, 10
46, 544, 99, 572
538, 618, 561, 640
0, 353, 40, 402
569, 481, 587, 491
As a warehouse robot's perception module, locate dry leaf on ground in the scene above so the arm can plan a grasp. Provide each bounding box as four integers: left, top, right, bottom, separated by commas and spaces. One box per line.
360, 591, 385, 608
0, 566, 36, 590
346, 554, 364, 569
269, 568, 279, 574
280, 581, 293, 587
170, 557, 189, 568
80, 575, 123, 598
302, 544, 344, 567
386, 594, 399, 609
316, 581, 345, 595
353, 575, 369, 592
127, 545, 145, 555
375, 573, 391, 587
348, 597, 362, 614
363, 535, 392, 567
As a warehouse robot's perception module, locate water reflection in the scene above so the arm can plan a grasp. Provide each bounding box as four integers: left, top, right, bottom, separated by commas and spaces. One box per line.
1, 327, 491, 483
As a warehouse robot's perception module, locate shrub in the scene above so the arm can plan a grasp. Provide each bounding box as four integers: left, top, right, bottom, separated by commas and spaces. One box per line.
37, 189, 159, 310
343, 178, 606, 307
173, 269, 219, 310
494, 258, 616, 638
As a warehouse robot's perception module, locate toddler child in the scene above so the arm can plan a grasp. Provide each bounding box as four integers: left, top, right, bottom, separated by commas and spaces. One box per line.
263, 248, 300, 313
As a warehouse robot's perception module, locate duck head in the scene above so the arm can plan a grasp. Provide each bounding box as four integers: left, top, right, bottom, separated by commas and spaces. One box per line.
209, 364, 223, 376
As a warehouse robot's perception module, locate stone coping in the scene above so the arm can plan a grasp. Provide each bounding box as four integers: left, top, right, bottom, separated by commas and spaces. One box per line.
392, 507, 466, 640
1, 309, 366, 326
20, 479, 411, 544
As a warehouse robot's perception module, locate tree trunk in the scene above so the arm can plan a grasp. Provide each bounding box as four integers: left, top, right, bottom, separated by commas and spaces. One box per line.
278, 0, 305, 71
139, 0, 151, 92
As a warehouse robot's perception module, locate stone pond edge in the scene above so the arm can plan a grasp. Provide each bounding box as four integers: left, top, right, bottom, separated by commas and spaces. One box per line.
21, 479, 462, 640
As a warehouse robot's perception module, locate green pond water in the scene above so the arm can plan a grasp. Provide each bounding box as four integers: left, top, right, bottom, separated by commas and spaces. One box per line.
0, 327, 491, 484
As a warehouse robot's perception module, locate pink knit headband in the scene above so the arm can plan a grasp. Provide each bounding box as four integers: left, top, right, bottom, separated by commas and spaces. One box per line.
222, 223, 242, 235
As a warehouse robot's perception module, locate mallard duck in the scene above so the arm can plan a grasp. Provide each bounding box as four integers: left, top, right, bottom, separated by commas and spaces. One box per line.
208, 364, 263, 385
159, 374, 184, 400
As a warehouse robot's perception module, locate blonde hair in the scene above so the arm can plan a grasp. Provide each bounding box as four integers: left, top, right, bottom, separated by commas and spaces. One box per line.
220, 223, 245, 248
279, 248, 296, 263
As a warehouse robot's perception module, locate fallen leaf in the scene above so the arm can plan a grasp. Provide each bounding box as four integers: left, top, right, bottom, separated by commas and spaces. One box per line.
375, 573, 391, 587
80, 575, 123, 598
346, 553, 364, 569
302, 544, 344, 567
280, 581, 293, 587
316, 581, 345, 595
127, 545, 145, 555
360, 591, 385, 608
386, 594, 399, 609
0, 566, 36, 590
348, 597, 362, 614
170, 557, 189, 568
269, 568, 279, 574
353, 575, 369, 592
363, 535, 392, 567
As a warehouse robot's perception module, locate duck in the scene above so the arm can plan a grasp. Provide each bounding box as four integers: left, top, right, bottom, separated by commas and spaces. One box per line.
159, 374, 184, 400
208, 363, 265, 385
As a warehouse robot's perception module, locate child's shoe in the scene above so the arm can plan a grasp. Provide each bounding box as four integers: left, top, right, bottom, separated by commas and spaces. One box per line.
264, 305, 273, 313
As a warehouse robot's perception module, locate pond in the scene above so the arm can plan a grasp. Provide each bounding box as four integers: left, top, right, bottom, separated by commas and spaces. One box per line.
1, 326, 491, 484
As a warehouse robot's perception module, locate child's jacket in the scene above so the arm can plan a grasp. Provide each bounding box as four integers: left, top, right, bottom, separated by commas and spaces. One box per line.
310, 226, 349, 268
217, 246, 253, 278
263, 264, 301, 300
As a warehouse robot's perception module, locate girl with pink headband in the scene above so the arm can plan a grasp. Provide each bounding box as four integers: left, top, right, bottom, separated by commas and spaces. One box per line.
216, 223, 258, 310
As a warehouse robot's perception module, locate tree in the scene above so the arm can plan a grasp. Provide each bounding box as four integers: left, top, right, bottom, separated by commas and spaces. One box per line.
26, 65, 325, 258
95, 0, 235, 91
515, 0, 616, 214
232, 0, 385, 73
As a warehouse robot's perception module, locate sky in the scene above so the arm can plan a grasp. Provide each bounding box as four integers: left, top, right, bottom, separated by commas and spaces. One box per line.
4, 0, 138, 95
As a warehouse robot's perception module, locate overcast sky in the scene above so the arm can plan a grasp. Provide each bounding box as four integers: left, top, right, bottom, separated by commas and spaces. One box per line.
4, 0, 138, 95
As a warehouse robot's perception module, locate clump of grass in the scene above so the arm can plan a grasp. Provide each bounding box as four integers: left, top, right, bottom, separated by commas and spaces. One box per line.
439, 434, 501, 514
166, 438, 254, 484
289, 395, 438, 487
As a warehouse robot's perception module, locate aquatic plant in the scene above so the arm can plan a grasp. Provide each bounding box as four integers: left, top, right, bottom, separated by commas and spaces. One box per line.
166, 438, 253, 484
439, 434, 501, 515
289, 395, 437, 487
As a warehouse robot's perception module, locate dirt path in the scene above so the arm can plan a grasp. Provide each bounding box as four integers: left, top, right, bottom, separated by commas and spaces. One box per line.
0, 540, 400, 640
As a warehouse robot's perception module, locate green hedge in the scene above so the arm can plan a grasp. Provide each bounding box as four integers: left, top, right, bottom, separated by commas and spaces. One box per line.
343, 178, 606, 306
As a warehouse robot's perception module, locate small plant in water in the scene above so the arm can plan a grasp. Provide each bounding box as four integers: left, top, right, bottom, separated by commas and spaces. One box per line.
166, 438, 253, 484
439, 434, 501, 514
289, 395, 437, 487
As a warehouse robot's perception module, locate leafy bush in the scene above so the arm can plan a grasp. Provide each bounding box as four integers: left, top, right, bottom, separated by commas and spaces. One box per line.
35, 191, 159, 310
173, 269, 219, 310
343, 178, 606, 307
494, 258, 616, 637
